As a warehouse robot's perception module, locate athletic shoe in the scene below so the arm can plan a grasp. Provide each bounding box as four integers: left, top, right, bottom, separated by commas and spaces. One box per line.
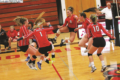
60, 39, 64, 47
26, 62, 34, 70
51, 55, 55, 61
37, 62, 41, 70
84, 49, 89, 53
91, 66, 97, 73
49, 61, 53, 65
32, 63, 37, 70
101, 65, 106, 72
52, 38, 57, 43
25, 56, 30, 61
7, 47, 11, 50
88, 63, 91, 67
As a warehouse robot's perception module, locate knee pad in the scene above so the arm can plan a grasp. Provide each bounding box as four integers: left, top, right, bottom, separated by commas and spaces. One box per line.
88, 53, 92, 57
97, 53, 102, 56
32, 55, 37, 59
57, 29, 61, 34
45, 53, 49, 57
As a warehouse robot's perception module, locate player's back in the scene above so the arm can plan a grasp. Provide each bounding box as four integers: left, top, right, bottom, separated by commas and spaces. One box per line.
88, 23, 103, 38
33, 28, 50, 48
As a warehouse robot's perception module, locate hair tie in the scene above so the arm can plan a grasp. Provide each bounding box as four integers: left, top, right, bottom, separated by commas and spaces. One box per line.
68, 7, 71, 10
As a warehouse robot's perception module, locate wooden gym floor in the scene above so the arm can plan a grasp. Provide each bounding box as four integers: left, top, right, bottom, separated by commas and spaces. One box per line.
0, 33, 120, 80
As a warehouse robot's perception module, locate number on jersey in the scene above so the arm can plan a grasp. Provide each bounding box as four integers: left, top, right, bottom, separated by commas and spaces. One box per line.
93, 26, 99, 32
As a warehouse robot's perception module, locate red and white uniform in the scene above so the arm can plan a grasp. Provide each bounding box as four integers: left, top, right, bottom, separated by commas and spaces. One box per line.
87, 22, 112, 38
82, 18, 91, 33
63, 14, 77, 28
19, 25, 29, 47
7, 30, 17, 39
24, 27, 54, 48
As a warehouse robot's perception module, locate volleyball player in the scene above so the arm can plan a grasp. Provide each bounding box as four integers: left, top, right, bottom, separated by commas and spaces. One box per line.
17, 19, 55, 70
14, 17, 40, 70
53, 6, 78, 46
74, 12, 93, 53
87, 14, 115, 73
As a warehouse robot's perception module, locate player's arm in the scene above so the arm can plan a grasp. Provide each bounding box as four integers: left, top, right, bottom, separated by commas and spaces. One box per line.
58, 18, 68, 28
74, 25, 84, 32
87, 25, 92, 38
74, 15, 78, 20
101, 24, 115, 39
43, 22, 54, 32
17, 32, 34, 41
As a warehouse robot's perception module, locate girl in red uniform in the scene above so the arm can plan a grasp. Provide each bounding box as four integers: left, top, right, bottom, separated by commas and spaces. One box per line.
74, 12, 93, 53
53, 6, 78, 46
17, 18, 55, 70
87, 14, 115, 73
7, 26, 18, 50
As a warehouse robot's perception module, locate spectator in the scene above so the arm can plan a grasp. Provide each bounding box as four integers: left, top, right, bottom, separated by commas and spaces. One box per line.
28, 21, 33, 31
7, 26, 18, 50
0, 25, 9, 53
97, 2, 114, 40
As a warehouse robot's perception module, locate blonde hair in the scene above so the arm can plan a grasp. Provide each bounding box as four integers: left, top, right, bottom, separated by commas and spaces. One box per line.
10, 25, 14, 29
90, 14, 97, 24
13, 16, 27, 26
33, 18, 45, 29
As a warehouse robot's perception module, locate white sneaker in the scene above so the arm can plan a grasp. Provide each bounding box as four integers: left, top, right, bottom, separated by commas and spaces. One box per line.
84, 49, 89, 53
26, 62, 34, 70
32, 63, 37, 70
91, 66, 97, 73
101, 65, 106, 72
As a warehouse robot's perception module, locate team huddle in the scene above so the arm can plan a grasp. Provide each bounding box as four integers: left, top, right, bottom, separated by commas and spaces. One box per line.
15, 6, 115, 73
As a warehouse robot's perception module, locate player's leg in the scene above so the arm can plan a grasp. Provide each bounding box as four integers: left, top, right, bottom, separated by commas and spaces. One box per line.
25, 42, 37, 61
88, 45, 98, 73
97, 47, 106, 72
78, 34, 88, 48
60, 32, 76, 46
54, 26, 69, 42
8, 37, 12, 50
85, 37, 93, 53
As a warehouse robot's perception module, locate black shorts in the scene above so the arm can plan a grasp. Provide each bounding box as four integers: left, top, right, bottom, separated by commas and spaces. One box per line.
105, 19, 113, 30
38, 44, 52, 56
67, 27, 75, 32
93, 37, 106, 47
19, 45, 29, 52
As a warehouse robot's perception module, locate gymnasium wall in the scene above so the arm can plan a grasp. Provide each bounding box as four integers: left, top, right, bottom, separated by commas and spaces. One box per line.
0, 0, 59, 31
65, 0, 96, 18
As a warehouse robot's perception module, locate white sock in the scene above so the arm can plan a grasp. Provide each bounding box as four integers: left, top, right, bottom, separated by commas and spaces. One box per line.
54, 36, 57, 39
101, 60, 105, 66
39, 60, 43, 63
28, 54, 30, 57
52, 52, 55, 55
62, 39, 65, 43
91, 62, 95, 67
44, 58, 47, 61
68, 40, 71, 43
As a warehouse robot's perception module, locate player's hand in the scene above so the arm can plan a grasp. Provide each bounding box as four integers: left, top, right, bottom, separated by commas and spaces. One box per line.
111, 36, 116, 39
57, 25, 62, 28
74, 15, 78, 19
74, 28, 79, 32
46, 22, 50, 26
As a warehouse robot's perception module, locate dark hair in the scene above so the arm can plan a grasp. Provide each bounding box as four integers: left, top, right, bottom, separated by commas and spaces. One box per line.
20, 18, 27, 25
67, 6, 74, 13
80, 12, 86, 18
90, 14, 97, 24
29, 22, 33, 28
83, 7, 97, 13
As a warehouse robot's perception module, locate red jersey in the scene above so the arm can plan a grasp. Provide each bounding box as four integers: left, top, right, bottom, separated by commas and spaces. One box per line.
19, 25, 29, 47
7, 30, 17, 38
82, 18, 90, 33
24, 27, 53, 48
63, 14, 77, 28
88, 23, 112, 38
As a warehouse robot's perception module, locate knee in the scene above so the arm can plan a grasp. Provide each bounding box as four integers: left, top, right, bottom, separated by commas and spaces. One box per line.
88, 53, 92, 57
97, 53, 102, 56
